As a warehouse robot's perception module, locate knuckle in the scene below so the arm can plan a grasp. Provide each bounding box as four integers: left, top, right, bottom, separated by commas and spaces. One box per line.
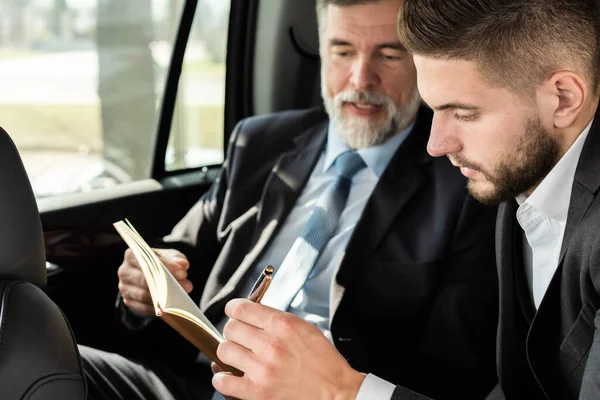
136, 272, 149, 288
124, 249, 136, 263
130, 287, 149, 303
117, 264, 127, 280
129, 287, 141, 302
273, 313, 296, 335
216, 341, 233, 361
262, 338, 284, 361
222, 319, 235, 338
229, 301, 247, 320
255, 362, 277, 385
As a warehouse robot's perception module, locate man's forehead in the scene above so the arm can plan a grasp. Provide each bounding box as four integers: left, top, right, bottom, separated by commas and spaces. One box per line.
414, 57, 485, 99
324, 1, 401, 37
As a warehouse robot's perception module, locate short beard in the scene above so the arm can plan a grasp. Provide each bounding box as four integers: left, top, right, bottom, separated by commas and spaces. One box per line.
321, 77, 421, 149
450, 117, 560, 205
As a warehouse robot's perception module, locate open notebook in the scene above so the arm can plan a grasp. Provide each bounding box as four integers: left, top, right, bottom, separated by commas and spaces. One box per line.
113, 218, 241, 376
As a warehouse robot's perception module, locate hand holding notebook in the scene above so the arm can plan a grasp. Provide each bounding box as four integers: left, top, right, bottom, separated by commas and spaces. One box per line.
113, 219, 243, 376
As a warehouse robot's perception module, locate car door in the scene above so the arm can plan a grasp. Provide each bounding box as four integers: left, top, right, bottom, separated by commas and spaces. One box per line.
1, 0, 320, 359
0, 0, 253, 354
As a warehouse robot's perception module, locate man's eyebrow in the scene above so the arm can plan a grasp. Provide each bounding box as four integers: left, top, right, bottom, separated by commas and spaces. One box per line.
432, 102, 481, 112
328, 39, 407, 52
376, 42, 407, 52
329, 39, 352, 46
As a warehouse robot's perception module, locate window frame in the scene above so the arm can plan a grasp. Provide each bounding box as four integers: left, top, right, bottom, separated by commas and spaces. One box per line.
152, 0, 258, 181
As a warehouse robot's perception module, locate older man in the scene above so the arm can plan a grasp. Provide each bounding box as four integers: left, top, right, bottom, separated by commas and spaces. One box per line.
81, 1, 499, 399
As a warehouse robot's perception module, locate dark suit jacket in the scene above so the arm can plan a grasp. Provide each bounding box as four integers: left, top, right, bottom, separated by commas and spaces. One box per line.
128, 106, 499, 399
494, 106, 600, 400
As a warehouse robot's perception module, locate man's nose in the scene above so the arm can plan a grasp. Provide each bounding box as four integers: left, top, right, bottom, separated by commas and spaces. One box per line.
427, 117, 463, 157
349, 58, 379, 90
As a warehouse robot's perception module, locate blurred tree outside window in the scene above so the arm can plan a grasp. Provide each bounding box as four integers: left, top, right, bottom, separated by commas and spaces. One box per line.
0, 0, 229, 198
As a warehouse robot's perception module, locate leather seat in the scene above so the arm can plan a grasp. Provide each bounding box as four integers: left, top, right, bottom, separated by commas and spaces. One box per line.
0, 128, 86, 399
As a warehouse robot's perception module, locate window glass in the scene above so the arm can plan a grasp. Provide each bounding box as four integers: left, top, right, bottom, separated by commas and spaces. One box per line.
165, 0, 229, 171
0, 0, 184, 198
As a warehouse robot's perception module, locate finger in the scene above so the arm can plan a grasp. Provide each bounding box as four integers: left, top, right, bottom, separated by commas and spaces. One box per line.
211, 362, 223, 375
222, 318, 269, 353
118, 264, 148, 288
119, 282, 152, 304
178, 279, 194, 293
212, 372, 252, 400
225, 298, 282, 330
154, 248, 190, 270
216, 338, 259, 374
122, 298, 155, 316
172, 268, 189, 281
123, 248, 141, 269
211, 361, 242, 400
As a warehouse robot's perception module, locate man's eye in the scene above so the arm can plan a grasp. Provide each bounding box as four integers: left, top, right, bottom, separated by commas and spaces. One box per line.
454, 113, 478, 122
381, 54, 401, 61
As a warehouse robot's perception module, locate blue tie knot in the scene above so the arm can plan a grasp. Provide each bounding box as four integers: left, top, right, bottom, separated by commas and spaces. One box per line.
335, 151, 365, 179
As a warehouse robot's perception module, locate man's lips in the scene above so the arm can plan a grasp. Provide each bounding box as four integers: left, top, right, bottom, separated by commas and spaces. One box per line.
459, 167, 479, 178
449, 159, 480, 178
344, 102, 383, 116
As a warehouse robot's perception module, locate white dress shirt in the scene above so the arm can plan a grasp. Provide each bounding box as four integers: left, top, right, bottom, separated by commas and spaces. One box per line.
516, 120, 593, 309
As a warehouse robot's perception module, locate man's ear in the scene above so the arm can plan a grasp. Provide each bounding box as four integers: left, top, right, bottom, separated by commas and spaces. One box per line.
546, 71, 586, 129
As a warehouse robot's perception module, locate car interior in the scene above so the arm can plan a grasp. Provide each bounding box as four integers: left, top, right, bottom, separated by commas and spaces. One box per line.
0, 127, 85, 399
0, 0, 323, 396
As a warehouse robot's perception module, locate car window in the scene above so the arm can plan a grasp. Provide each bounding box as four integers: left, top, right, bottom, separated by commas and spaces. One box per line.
165, 0, 229, 172
1, 0, 229, 199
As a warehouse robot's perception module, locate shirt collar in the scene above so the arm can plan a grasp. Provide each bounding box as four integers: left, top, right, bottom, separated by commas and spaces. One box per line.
323, 121, 415, 177
516, 118, 594, 222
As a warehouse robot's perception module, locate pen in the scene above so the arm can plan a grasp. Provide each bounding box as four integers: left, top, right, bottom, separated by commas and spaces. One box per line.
247, 265, 274, 303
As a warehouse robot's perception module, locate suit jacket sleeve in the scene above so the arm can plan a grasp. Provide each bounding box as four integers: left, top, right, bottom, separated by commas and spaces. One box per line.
579, 311, 600, 399
578, 237, 600, 399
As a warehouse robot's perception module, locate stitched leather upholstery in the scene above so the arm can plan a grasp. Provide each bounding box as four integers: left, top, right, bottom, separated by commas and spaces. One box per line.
0, 128, 86, 399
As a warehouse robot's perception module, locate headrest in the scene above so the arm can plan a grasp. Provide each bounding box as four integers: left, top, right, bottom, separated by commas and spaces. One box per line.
0, 127, 46, 287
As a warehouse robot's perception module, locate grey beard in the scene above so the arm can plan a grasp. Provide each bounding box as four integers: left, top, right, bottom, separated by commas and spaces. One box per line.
322, 86, 421, 149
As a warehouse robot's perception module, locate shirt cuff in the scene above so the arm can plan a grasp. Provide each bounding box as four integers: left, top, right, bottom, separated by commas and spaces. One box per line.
356, 373, 396, 400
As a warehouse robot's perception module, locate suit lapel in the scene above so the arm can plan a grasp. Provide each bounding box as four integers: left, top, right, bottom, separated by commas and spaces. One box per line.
330, 107, 433, 316
204, 122, 328, 311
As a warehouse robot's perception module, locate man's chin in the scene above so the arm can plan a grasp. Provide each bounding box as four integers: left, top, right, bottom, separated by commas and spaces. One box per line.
339, 110, 386, 125
466, 179, 506, 206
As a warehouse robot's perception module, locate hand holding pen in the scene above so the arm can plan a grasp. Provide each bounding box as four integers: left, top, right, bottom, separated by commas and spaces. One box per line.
212, 262, 364, 400
210, 265, 274, 396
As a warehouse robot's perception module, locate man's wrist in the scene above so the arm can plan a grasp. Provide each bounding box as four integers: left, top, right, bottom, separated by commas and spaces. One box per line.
334, 370, 367, 400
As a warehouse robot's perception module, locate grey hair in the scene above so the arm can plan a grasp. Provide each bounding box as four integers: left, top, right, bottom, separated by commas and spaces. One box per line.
316, 0, 384, 38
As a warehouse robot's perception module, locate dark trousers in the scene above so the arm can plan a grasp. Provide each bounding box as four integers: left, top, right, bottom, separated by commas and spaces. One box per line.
79, 345, 217, 400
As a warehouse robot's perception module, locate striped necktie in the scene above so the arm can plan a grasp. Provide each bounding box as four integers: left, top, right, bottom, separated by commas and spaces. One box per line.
260, 151, 366, 311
